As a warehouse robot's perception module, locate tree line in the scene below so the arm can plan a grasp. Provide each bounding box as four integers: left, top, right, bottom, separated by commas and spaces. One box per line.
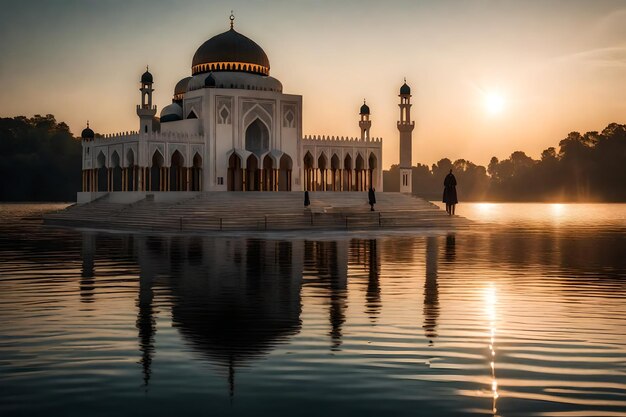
0, 115, 624, 202
383, 122, 626, 202
0, 115, 81, 201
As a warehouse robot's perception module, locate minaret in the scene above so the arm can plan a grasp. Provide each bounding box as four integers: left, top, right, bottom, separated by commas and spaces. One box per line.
397, 79, 415, 194
359, 100, 371, 141
137, 66, 156, 135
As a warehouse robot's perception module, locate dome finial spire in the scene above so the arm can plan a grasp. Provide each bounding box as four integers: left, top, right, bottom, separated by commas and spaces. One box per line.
87, 120, 89, 128
230, 11, 235, 29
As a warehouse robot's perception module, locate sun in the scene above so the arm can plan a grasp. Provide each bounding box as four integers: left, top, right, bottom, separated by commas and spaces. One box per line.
485, 92, 505, 115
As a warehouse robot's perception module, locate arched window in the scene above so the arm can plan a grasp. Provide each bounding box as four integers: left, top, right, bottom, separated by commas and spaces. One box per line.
245, 119, 269, 156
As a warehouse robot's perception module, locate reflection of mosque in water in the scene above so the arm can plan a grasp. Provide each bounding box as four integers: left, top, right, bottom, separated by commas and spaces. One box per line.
78, 232, 450, 391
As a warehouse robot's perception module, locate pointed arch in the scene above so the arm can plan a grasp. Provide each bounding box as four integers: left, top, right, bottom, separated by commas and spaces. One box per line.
355, 153, 365, 170
368, 152, 377, 169
242, 104, 272, 142
262, 154, 274, 191
303, 151, 315, 191
245, 118, 270, 156
279, 154, 293, 191
317, 152, 328, 191
246, 154, 260, 191
110, 151, 120, 168
355, 154, 366, 191
228, 153, 243, 191
110, 151, 122, 191
343, 153, 353, 191
96, 151, 106, 169
331, 154, 341, 191
126, 148, 135, 167
192, 152, 202, 191
126, 148, 136, 192
96, 151, 107, 192
170, 150, 185, 191
368, 152, 378, 190
150, 150, 164, 191
317, 152, 327, 170
304, 151, 314, 169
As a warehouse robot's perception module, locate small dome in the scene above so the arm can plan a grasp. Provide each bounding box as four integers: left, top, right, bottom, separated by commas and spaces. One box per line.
400, 82, 411, 95
81, 125, 94, 139
360, 101, 370, 115
160, 102, 183, 123
174, 77, 192, 96
141, 69, 153, 84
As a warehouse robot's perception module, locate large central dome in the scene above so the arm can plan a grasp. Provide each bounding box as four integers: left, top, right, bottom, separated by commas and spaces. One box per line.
192, 27, 270, 76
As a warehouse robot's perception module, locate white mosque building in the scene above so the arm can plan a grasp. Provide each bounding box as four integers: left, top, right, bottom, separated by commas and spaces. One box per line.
78, 15, 413, 203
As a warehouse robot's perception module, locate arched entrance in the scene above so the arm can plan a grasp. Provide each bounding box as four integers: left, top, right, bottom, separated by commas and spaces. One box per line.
227, 153, 243, 191
97, 152, 107, 192
355, 154, 365, 191
331, 154, 340, 191
192, 153, 202, 191
126, 149, 136, 191
368, 153, 378, 190
262, 155, 274, 191
111, 151, 122, 191
343, 154, 352, 191
170, 150, 185, 191
246, 155, 259, 191
150, 151, 164, 191
318, 153, 327, 191
278, 154, 292, 191
303, 152, 314, 191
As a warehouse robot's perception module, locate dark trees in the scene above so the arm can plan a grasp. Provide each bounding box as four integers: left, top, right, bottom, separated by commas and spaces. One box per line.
0, 115, 82, 201
383, 123, 626, 201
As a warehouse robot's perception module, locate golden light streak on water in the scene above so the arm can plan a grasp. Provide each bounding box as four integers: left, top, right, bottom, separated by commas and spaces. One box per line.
485, 284, 499, 415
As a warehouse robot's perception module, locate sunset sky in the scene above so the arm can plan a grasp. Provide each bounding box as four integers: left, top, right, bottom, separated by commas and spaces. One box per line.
1, 0, 625, 169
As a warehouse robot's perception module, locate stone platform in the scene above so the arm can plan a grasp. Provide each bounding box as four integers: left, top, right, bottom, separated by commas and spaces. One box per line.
44, 192, 470, 233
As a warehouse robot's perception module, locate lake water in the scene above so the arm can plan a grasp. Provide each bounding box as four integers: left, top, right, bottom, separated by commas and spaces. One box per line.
0, 203, 625, 416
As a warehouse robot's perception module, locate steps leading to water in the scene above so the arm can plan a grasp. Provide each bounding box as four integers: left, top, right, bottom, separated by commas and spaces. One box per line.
44, 192, 469, 232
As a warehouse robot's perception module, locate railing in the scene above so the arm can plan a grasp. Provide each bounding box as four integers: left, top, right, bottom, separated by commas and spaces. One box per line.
167, 209, 461, 232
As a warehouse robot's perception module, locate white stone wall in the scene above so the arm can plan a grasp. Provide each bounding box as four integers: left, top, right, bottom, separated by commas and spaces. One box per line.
301, 136, 383, 191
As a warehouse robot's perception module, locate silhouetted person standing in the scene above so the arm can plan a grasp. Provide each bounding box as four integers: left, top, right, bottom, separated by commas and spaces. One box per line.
443, 169, 458, 215
304, 190, 310, 207
368, 187, 376, 211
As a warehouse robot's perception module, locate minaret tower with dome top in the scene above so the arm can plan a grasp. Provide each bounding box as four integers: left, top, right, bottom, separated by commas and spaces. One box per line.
398, 79, 415, 194
359, 100, 371, 141
137, 67, 156, 135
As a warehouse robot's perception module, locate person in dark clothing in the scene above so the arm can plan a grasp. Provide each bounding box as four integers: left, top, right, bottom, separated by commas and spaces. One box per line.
442, 169, 458, 215
304, 190, 310, 207
368, 187, 376, 211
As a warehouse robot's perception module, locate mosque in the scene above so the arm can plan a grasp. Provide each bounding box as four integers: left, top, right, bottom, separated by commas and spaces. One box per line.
78, 15, 415, 203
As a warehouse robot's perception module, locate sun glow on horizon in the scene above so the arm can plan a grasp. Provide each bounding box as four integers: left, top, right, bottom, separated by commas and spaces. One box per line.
484, 92, 505, 116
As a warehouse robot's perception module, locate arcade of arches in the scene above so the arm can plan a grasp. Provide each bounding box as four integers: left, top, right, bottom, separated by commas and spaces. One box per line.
228, 153, 293, 191
82, 150, 203, 192
303, 151, 378, 191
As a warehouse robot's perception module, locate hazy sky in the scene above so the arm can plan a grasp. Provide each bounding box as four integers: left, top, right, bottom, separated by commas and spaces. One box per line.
1, 0, 625, 168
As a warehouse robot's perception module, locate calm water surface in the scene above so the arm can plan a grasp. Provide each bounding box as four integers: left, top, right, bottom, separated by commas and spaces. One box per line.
0, 203, 625, 416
